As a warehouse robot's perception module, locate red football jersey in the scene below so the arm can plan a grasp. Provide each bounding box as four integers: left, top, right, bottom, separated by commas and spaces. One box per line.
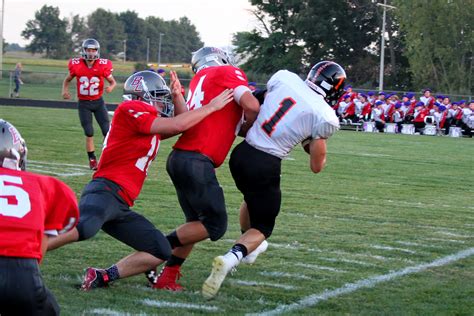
0, 168, 79, 261
93, 100, 160, 206
68, 57, 113, 101
174, 65, 249, 167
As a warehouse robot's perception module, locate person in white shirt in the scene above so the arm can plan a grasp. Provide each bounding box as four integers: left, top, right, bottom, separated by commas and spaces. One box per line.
201, 61, 346, 299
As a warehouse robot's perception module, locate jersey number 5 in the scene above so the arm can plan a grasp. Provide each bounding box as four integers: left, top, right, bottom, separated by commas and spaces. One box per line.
0, 175, 32, 218
261, 97, 296, 136
79, 76, 100, 96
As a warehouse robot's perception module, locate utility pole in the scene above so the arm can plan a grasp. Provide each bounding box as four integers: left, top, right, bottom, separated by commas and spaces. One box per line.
376, 1, 397, 92
0, 0, 5, 79
123, 40, 126, 63
146, 38, 150, 65
158, 33, 164, 65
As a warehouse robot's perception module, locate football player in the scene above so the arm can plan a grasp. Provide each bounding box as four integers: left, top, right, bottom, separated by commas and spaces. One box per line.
62, 38, 117, 170
48, 70, 233, 291
0, 120, 79, 315
151, 46, 260, 291
201, 61, 346, 299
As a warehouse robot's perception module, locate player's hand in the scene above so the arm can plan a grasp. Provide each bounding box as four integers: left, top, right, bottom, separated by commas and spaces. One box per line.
208, 89, 234, 111
62, 91, 71, 99
105, 86, 113, 93
169, 71, 182, 97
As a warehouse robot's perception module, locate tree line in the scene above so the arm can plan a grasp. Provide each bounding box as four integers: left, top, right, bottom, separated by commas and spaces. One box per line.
15, 1, 474, 94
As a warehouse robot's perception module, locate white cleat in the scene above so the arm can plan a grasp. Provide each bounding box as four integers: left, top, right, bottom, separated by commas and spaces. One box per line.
242, 240, 268, 264
202, 256, 234, 299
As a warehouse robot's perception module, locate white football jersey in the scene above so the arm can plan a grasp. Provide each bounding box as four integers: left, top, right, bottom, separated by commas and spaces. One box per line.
246, 70, 339, 159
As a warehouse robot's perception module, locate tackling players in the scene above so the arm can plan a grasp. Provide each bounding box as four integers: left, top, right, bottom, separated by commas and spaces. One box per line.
202, 61, 346, 299
62, 38, 117, 170
0, 120, 79, 315
48, 70, 233, 291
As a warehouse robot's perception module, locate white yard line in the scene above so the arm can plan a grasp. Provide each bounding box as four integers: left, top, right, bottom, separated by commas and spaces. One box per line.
89, 308, 147, 316
259, 271, 311, 280
370, 244, 417, 254
295, 262, 346, 273
141, 299, 219, 311
231, 280, 297, 290
248, 247, 474, 316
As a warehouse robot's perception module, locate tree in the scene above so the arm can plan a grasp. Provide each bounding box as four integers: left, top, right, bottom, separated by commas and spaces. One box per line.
232, 0, 380, 85
118, 11, 148, 61
69, 14, 88, 54
21, 5, 72, 58
86, 9, 125, 59
394, 0, 473, 94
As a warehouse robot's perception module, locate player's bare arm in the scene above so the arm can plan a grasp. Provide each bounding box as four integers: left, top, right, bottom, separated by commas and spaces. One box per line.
169, 70, 187, 115
308, 138, 327, 173
150, 89, 234, 135
105, 75, 117, 94
238, 91, 260, 136
62, 74, 74, 99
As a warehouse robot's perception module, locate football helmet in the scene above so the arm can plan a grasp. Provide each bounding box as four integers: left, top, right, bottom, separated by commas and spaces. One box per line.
0, 119, 27, 171
305, 61, 346, 106
123, 70, 174, 117
81, 38, 100, 60
191, 46, 234, 73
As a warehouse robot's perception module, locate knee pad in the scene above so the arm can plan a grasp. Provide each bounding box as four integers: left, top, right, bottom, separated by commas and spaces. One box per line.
204, 211, 228, 241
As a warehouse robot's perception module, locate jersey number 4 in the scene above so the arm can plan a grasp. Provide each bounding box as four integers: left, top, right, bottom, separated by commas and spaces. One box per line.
0, 175, 32, 218
79, 76, 100, 96
261, 97, 296, 136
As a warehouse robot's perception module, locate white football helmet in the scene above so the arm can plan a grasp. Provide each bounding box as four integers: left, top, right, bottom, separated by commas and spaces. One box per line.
0, 119, 28, 170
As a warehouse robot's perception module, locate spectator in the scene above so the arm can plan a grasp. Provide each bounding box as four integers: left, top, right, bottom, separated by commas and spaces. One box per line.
372, 100, 385, 132
420, 88, 435, 108
248, 81, 257, 92
413, 102, 428, 133
11, 62, 23, 98
461, 101, 473, 137
157, 68, 166, 79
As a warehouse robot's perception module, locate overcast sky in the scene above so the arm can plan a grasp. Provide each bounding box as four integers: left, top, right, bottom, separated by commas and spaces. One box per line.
2, 0, 257, 47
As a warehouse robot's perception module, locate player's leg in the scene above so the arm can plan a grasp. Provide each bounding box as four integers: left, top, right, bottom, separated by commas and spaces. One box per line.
78, 101, 97, 169
92, 98, 110, 137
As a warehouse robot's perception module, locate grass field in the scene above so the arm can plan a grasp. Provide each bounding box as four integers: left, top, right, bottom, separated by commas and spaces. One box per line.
0, 105, 473, 315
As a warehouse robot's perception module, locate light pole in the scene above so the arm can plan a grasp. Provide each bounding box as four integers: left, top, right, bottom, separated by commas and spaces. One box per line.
146, 38, 150, 65
376, 1, 396, 92
158, 33, 164, 65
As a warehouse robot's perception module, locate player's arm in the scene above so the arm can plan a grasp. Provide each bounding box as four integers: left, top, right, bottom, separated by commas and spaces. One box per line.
62, 74, 74, 99
150, 89, 233, 136
236, 88, 260, 136
169, 70, 187, 115
307, 138, 327, 173
105, 74, 117, 93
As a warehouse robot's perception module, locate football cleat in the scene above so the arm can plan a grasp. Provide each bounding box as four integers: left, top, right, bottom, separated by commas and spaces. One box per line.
153, 265, 184, 291
145, 268, 158, 286
89, 158, 98, 171
242, 240, 268, 264
202, 255, 235, 299
81, 267, 110, 291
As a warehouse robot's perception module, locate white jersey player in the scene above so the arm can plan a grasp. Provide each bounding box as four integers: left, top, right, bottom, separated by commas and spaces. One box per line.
202, 61, 346, 300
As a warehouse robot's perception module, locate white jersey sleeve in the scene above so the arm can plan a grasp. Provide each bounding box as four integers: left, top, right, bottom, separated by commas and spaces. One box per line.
246, 70, 339, 159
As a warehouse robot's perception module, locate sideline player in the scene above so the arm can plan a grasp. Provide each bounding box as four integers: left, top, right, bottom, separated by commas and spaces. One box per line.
62, 38, 117, 170
48, 70, 233, 291
151, 46, 260, 291
0, 119, 79, 315
202, 61, 346, 299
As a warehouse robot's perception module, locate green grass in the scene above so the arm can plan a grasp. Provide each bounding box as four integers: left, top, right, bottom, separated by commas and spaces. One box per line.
0, 105, 473, 315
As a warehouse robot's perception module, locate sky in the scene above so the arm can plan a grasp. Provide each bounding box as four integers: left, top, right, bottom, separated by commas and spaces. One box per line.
2, 0, 257, 48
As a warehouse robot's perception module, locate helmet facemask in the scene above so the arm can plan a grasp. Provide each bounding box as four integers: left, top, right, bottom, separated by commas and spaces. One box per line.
81, 39, 100, 61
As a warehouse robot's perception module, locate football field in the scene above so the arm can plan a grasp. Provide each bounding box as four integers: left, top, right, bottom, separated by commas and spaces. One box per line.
1, 105, 473, 315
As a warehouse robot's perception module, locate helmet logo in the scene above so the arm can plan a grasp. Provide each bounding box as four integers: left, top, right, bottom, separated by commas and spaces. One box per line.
9, 126, 21, 144
131, 76, 144, 92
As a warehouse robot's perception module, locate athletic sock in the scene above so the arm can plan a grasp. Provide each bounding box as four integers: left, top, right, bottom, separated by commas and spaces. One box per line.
166, 255, 185, 267
87, 151, 96, 160
105, 264, 120, 282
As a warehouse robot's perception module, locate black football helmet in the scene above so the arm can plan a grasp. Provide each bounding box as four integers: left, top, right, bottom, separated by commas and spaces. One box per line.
305, 61, 347, 106
123, 70, 174, 117
81, 38, 100, 60
0, 119, 27, 171
191, 46, 234, 73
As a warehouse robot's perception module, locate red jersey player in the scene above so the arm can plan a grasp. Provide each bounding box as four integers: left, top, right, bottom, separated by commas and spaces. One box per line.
47, 70, 234, 291
0, 120, 79, 315
153, 46, 260, 291
62, 38, 117, 170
